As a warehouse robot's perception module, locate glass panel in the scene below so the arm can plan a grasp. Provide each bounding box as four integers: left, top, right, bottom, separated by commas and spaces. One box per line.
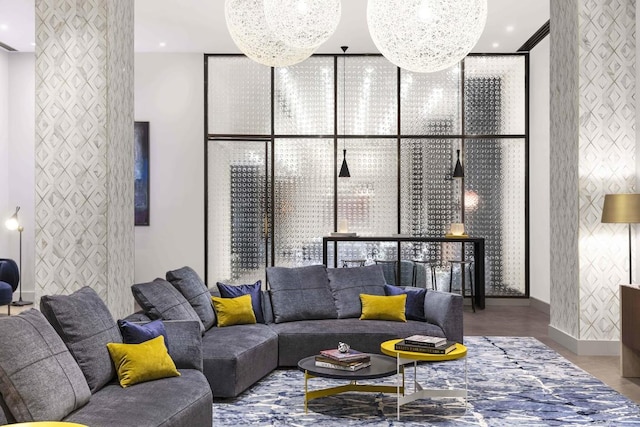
464, 56, 526, 135
274, 139, 334, 266
207, 140, 270, 285
337, 139, 397, 235
465, 138, 526, 296
400, 66, 462, 134
400, 138, 460, 237
274, 57, 334, 135
207, 56, 271, 135
338, 57, 397, 135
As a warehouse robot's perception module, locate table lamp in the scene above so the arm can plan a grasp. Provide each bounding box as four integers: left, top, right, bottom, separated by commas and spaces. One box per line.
601, 194, 640, 284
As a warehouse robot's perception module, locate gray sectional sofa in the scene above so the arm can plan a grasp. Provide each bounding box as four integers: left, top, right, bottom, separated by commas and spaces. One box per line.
0, 287, 212, 427
131, 264, 463, 399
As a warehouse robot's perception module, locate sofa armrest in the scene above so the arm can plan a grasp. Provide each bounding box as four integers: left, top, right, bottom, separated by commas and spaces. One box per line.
424, 290, 463, 344
141, 320, 203, 372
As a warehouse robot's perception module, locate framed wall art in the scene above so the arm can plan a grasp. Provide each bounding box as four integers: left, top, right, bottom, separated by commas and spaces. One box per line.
134, 121, 150, 226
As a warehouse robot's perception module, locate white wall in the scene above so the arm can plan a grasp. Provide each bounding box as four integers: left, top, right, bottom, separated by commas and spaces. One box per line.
2, 53, 35, 301
529, 36, 551, 305
134, 53, 205, 283
0, 50, 9, 258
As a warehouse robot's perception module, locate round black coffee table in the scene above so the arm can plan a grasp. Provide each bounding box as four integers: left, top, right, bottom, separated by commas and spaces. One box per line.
297, 354, 402, 412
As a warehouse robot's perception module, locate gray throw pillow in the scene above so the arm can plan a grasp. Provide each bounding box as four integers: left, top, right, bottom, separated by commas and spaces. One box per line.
327, 264, 387, 318
0, 309, 90, 422
132, 278, 205, 334
40, 286, 122, 393
266, 265, 337, 323
166, 266, 216, 330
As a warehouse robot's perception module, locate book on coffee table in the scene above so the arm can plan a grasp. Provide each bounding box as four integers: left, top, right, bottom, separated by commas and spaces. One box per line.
314, 360, 371, 371
394, 340, 457, 354
403, 334, 447, 347
315, 355, 371, 366
319, 348, 369, 363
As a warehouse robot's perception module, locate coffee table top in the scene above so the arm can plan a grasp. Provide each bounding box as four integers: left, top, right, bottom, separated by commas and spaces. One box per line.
298, 354, 397, 380
381, 339, 467, 361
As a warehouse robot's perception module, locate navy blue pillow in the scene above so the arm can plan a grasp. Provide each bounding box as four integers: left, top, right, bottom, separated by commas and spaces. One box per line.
216, 280, 265, 324
384, 284, 426, 321
117, 319, 169, 350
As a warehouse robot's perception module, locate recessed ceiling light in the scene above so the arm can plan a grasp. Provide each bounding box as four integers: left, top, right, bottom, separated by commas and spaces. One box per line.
492, 42, 499, 48
159, 42, 166, 47
30, 42, 35, 46
0, 24, 8, 31
506, 25, 514, 32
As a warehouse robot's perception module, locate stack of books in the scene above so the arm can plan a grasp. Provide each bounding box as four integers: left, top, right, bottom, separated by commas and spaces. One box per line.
394, 334, 457, 354
315, 348, 371, 371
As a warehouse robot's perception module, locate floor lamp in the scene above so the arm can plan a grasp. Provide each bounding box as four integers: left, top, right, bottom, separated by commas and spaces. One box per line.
5, 206, 32, 306
601, 194, 640, 285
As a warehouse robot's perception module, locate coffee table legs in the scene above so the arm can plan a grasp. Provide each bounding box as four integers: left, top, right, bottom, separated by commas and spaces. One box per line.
303, 370, 403, 414
395, 356, 468, 420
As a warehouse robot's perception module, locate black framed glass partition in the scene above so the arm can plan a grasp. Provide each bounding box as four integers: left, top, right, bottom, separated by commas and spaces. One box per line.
205, 53, 528, 298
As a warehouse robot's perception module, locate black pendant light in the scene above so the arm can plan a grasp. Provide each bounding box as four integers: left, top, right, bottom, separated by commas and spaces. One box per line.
338, 46, 350, 178
453, 149, 464, 178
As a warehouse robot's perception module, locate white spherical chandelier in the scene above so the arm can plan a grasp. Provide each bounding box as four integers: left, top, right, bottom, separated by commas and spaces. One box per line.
263, 0, 342, 49
367, 0, 488, 73
225, 0, 314, 67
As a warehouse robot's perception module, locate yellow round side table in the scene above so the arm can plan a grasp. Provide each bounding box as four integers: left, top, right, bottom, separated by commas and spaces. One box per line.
380, 339, 468, 420
8, 422, 88, 427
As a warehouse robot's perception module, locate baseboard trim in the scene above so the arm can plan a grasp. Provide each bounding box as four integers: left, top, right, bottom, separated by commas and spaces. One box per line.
529, 297, 550, 315
548, 325, 620, 356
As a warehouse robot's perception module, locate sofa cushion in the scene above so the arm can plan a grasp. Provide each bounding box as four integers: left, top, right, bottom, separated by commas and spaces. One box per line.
217, 280, 265, 323
132, 279, 205, 334
360, 293, 407, 321
107, 336, 180, 388
326, 265, 387, 318
64, 369, 212, 427
166, 266, 216, 331
384, 284, 427, 321
266, 265, 337, 323
0, 309, 91, 422
211, 294, 257, 327
118, 319, 169, 349
40, 286, 122, 393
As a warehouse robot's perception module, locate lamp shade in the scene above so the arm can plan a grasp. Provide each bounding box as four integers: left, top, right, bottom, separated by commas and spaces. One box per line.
601, 194, 640, 223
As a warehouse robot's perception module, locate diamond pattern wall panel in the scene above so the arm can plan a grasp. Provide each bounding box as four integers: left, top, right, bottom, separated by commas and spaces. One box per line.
337, 139, 397, 236
35, 0, 134, 318
338, 57, 397, 135
207, 140, 270, 285
550, 0, 581, 339
464, 56, 525, 135
577, 0, 636, 341
400, 67, 462, 135
208, 57, 271, 135
465, 139, 526, 296
274, 139, 333, 266
274, 57, 334, 135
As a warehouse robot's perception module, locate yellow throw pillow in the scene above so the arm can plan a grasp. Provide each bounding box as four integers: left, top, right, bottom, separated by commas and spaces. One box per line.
212, 294, 257, 327
359, 293, 407, 322
106, 335, 180, 388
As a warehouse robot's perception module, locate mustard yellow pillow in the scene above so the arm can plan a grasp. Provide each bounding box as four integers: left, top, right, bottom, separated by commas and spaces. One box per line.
359, 293, 407, 322
106, 335, 180, 388
212, 294, 257, 327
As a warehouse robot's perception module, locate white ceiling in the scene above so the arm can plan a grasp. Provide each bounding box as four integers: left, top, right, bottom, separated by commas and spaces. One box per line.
0, 0, 549, 54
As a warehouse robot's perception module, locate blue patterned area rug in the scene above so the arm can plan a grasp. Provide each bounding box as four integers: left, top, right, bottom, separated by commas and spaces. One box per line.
213, 337, 640, 426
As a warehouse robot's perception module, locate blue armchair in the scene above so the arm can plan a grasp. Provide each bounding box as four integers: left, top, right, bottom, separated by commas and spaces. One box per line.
0, 259, 19, 315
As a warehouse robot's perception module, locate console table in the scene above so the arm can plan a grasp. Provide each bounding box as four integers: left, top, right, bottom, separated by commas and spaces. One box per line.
322, 236, 485, 310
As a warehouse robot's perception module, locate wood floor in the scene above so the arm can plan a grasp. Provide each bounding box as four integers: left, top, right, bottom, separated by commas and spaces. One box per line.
464, 304, 640, 404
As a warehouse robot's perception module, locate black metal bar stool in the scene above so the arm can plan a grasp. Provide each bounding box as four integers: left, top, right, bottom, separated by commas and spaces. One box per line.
448, 260, 475, 312
411, 260, 437, 289
341, 259, 366, 268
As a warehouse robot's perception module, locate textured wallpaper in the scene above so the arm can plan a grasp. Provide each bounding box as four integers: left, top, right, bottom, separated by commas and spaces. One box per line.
550, 0, 636, 342
35, 0, 134, 319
